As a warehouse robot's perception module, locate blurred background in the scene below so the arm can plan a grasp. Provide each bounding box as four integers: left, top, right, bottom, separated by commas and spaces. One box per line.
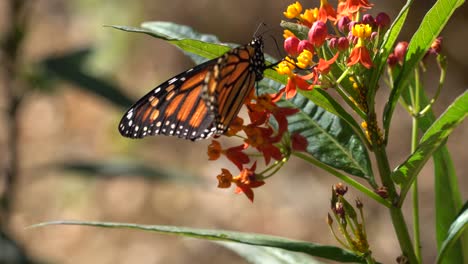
0, 0, 466, 263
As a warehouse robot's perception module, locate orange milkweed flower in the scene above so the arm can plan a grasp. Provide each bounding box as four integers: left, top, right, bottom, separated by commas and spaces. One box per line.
347, 24, 373, 69
291, 133, 308, 152
232, 162, 264, 202
318, 0, 337, 22
341, 0, 373, 15
208, 140, 250, 170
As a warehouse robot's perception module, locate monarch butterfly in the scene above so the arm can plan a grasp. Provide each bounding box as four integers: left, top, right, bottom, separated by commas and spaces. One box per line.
118, 36, 267, 141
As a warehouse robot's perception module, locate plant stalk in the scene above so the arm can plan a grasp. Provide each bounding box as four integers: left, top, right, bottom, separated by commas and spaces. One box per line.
374, 146, 418, 263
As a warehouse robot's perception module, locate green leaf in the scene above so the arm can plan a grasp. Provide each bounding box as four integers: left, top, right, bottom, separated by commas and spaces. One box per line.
42, 48, 133, 108
109, 23, 231, 65
279, 93, 373, 181
219, 242, 324, 264
280, 21, 309, 39
31, 221, 366, 263
367, 0, 413, 107
437, 207, 468, 264
383, 0, 465, 141
392, 91, 467, 191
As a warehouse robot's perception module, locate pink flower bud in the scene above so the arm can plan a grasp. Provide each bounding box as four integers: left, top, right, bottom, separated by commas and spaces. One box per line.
370, 31, 378, 40
375, 12, 391, 29
394, 41, 408, 62
337, 37, 349, 51
308, 21, 328, 47
284, 36, 300, 56
297, 40, 313, 53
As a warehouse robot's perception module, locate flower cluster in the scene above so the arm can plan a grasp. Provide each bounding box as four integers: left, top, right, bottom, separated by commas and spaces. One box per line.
328, 183, 372, 258
208, 92, 308, 202
279, 0, 391, 110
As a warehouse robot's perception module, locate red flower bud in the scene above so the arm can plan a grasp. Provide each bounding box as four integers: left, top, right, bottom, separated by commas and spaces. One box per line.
308, 21, 328, 47
297, 40, 313, 53
337, 16, 351, 33
362, 14, 375, 27
394, 41, 408, 62
329, 37, 338, 50
375, 12, 391, 29
284, 36, 300, 56
387, 53, 398, 67
337, 37, 349, 51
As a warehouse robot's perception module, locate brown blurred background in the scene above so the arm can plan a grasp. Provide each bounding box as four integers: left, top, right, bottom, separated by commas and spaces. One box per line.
0, 0, 466, 263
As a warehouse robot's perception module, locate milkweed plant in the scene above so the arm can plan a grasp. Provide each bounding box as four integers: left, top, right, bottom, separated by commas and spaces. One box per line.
35, 0, 467, 263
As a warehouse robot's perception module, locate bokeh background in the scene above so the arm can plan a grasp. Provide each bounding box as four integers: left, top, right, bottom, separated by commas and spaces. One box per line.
0, 0, 466, 263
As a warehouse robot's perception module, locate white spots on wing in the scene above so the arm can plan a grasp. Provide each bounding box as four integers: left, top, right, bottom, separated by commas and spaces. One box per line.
126, 110, 133, 120
168, 78, 177, 84
170, 123, 176, 129
180, 77, 186, 81
128, 120, 133, 126
165, 120, 170, 126
156, 121, 162, 127
169, 130, 174, 135
191, 131, 196, 136
143, 126, 147, 131
154, 87, 161, 94
186, 68, 193, 73
135, 126, 139, 131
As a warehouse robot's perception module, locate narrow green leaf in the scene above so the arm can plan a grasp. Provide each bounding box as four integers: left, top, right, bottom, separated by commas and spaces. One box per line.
109, 23, 231, 65
31, 221, 366, 263
219, 242, 324, 264
42, 48, 133, 108
437, 207, 468, 264
393, 91, 467, 192
383, 0, 465, 141
279, 94, 373, 180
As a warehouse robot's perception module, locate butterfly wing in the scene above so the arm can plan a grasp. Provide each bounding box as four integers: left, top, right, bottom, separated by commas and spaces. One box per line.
119, 58, 218, 141
119, 37, 265, 141
203, 37, 266, 135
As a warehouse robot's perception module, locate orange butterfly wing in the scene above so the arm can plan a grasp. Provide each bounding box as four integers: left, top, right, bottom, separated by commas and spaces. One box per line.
119, 37, 266, 141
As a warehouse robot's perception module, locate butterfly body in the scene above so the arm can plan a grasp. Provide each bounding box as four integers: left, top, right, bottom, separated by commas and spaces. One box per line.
119, 37, 265, 141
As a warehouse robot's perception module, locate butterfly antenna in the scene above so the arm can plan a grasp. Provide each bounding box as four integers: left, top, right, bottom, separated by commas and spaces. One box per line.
269, 34, 283, 59
254, 22, 267, 37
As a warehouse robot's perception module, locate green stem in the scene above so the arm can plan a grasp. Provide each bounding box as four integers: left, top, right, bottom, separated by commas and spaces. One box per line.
365, 254, 376, 264
374, 146, 419, 263
411, 68, 421, 261
293, 152, 390, 208
411, 119, 421, 261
